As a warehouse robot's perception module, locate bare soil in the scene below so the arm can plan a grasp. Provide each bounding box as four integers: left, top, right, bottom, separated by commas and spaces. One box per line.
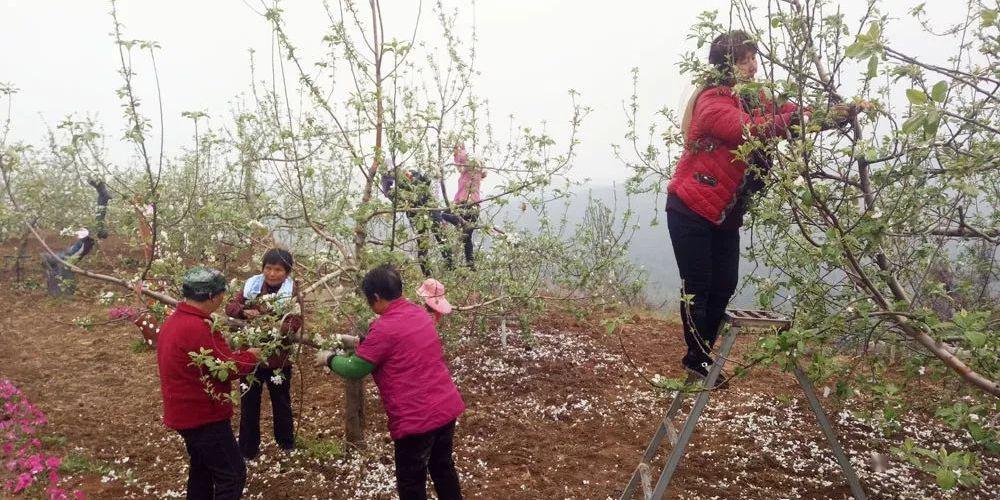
0, 240, 997, 499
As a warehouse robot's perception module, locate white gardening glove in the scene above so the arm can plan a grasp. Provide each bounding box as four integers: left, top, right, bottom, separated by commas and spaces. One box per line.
314, 349, 335, 369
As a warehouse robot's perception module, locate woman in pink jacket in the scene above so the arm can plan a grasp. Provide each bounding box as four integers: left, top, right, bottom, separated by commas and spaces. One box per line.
445, 144, 486, 268
316, 265, 464, 500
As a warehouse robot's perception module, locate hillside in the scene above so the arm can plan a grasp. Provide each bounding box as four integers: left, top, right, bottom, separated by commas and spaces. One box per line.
498, 186, 762, 307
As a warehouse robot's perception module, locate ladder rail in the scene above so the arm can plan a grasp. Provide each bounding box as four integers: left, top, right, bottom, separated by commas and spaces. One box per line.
648, 327, 738, 499
619, 309, 867, 499
793, 364, 867, 500
620, 373, 697, 500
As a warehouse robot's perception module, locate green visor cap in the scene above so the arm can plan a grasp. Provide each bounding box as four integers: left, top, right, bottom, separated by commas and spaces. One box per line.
182, 266, 227, 297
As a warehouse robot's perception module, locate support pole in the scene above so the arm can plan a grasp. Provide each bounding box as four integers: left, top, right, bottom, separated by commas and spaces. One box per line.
792, 364, 867, 500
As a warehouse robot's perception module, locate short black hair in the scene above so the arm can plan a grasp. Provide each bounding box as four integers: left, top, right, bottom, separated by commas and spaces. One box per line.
708, 30, 758, 85
262, 248, 294, 273
361, 264, 403, 305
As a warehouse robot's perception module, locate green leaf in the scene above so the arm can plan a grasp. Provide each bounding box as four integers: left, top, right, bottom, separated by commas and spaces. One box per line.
936, 468, 958, 489
845, 42, 867, 59
965, 331, 987, 348
901, 114, 925, 134
652, 376, 689, 391
866, 22, 881, 40
604, 319, 618, 335
866, 55, 879, 79
967, 422, 988, 441
801, 189, 815, 206
931, 81, 948, 103
906, 89, 928, 105
924, 110, 941, 137
982, 8, 998, 27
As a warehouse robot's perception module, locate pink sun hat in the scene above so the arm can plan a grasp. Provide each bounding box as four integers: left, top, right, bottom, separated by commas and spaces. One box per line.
416, 278, 452, 315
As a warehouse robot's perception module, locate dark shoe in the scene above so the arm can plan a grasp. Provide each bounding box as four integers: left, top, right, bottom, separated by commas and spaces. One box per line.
682, 358, 728, 388
683, 358, 710, 378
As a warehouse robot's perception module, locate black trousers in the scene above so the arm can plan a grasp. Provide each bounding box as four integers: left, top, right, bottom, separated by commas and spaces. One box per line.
238, 366, 294, 459
441, 205, 478, 266
393, 420, 462, 500
177, 420, 246, 500
666, 209, 740, 365
408, 209, 450, 277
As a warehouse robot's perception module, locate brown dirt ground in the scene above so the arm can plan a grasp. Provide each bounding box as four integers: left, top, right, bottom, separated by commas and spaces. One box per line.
0, 238, 997, 499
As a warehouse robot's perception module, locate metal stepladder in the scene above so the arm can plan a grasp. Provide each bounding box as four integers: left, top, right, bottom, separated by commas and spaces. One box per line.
620, 309, 867, 500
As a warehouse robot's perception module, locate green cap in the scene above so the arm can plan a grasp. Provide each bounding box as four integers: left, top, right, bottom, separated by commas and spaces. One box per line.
182, 266, 227, 300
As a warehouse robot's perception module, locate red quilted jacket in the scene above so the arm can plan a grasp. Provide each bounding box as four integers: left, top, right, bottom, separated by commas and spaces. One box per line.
668, 86, 801, 225
157, 302, 259, 430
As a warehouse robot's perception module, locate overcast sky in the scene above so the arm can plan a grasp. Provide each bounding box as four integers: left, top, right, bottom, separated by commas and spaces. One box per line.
1, 0, 958, 185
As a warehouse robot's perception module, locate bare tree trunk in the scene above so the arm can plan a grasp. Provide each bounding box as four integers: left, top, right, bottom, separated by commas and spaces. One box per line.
13, 229, 29, 283
342, 0, 386, 450
344, 379, 365, 449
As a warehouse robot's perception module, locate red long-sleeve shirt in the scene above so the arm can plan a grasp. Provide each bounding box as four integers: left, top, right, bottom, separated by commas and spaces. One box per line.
225, 282, 302, 369
156, 302, 258, 430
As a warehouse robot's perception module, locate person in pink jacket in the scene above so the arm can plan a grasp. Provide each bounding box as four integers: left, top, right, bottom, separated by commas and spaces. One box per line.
316, 265, 464, 500
443, 144, 486, 268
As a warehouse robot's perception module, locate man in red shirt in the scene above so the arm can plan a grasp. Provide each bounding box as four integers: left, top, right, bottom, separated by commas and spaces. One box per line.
316, 264, 465, 500
157, 267, 260, 500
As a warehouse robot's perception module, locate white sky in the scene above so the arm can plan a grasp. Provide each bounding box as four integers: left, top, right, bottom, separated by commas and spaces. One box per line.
1, 0, 958, 185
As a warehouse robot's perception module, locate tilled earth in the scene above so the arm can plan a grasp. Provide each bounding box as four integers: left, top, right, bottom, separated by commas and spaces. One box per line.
1, 259, 998, 499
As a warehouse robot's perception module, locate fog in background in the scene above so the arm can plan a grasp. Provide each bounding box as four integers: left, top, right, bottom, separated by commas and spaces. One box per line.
1, 0, 963, 303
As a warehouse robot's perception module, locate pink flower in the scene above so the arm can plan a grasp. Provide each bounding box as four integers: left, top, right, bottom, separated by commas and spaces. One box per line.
0, 380, 84, 500
13, 472, 33, 493
108, 306, 138, 320
27, 454, 44, 474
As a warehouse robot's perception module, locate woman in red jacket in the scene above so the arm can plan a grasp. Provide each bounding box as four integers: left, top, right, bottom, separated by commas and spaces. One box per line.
667, 30, 861, 382
157, 267, 260, 499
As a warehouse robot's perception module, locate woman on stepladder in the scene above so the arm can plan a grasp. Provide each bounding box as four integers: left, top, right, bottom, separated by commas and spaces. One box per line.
667, 30, 868, 385
443, 144, 486, 269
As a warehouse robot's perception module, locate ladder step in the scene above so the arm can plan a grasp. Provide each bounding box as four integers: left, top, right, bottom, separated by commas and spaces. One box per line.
638, 462, 653, 500
665, 420, 679, 447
